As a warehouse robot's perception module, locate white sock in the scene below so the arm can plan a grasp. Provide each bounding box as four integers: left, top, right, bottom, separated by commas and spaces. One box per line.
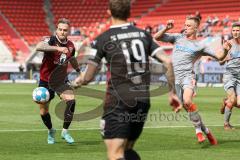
62, 128, 68, 133
201, 123, 210, 134
195, 127, 202, 134
203, 127, 210, 134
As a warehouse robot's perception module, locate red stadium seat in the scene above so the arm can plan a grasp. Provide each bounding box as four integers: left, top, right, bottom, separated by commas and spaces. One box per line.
134, 0, 240, 38
0, 0, 50, 46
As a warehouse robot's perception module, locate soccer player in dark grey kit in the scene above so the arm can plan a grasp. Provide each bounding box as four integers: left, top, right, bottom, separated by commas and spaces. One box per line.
73, 0, 180, 159
154, 16, 231, 145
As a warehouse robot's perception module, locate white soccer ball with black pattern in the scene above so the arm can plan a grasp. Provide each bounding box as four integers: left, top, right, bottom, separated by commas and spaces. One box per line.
32, 87, 50, 103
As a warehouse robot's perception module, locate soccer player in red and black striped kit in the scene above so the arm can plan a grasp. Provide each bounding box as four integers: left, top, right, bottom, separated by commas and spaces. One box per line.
35, 18, 80, 144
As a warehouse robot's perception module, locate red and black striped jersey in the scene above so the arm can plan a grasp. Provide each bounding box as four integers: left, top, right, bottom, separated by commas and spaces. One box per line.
40, 35, 75, 82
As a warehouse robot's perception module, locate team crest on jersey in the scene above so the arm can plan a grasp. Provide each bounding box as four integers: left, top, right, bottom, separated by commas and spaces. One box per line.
59, 53, 67, 65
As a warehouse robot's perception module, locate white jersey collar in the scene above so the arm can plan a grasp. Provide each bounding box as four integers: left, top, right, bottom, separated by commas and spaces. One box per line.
110, 23, 131, 29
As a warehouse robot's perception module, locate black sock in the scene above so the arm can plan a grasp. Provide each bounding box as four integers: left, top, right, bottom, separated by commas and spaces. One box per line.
63, 100, 75, 129
124, 149, 141, 160
41, 113, 52, 130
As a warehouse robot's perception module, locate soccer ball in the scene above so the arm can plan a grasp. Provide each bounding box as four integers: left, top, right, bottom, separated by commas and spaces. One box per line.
32, 87, 50, 103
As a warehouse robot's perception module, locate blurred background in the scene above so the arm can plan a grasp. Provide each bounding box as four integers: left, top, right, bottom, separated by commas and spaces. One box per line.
0, 0, 239, 85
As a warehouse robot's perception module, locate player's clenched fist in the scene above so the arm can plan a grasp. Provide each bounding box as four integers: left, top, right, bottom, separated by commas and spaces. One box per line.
166, 20, 174, 30
223, 40, 232, 51
168, 92, 182, 113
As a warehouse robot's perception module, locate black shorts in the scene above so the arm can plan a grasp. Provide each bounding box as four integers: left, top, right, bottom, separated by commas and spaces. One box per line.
100, 101, 150, 141
38, 80, 72, 102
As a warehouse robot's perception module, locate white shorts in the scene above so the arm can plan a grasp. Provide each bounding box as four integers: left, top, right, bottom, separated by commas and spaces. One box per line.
223, 73, 240, 96
175, 76, 196, 104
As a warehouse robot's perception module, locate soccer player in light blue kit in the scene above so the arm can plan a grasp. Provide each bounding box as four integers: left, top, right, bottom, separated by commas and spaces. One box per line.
154, 16, 231, 145
219, 22, 240, 130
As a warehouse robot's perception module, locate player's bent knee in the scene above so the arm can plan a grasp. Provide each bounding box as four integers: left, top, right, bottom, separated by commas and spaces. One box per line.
230, 97, 237, 105
226, 101, 234, 109
184, 103, 197, 112
65, 96, 75, 102
60, 90, 75, 102
40, 108, 49, 115
61, 94, 75, 102
39, 103, 49, 115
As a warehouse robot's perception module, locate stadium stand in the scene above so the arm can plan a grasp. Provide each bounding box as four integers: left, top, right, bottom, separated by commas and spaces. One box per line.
0, 0, 50, 46
130, 0, 161, 18
51, 0, 109, 41
51, 0, 161, 41
0, 12, 30, 61
0, 39, 13, 63
0, 0, 239, 62
0, 24, 17, 59
51, 0, 108, 28
131, 0, 240, 47
136, 0, 240, 32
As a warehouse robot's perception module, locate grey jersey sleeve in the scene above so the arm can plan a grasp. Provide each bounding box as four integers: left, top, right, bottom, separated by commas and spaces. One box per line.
146, 32, 163, 57
160, 33, 182, 44
202, 45, 216, 58
144, 31, 162, 57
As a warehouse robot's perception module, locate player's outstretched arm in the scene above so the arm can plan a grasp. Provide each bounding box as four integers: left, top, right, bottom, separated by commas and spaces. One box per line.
154, 50, 175, 93
219, 60, 226, 65
154, 20, 174, 41
213, 41, 232, 61
69, 57, 80, 72
36, 41, 68, 53
154, 50, 182, 112
219, 55, 230, 65
73, 63, 98, 87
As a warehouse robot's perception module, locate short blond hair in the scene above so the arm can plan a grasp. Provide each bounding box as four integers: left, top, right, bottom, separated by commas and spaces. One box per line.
186, 16, 200, 27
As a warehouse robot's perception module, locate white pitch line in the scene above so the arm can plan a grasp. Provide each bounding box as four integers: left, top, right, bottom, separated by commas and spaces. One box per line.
0, 128, 98, 132
144, 124, 240, 129
0, 124, 240, 132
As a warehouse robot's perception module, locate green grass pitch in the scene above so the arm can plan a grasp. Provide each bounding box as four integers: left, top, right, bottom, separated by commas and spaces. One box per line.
0, 83, 240, 160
